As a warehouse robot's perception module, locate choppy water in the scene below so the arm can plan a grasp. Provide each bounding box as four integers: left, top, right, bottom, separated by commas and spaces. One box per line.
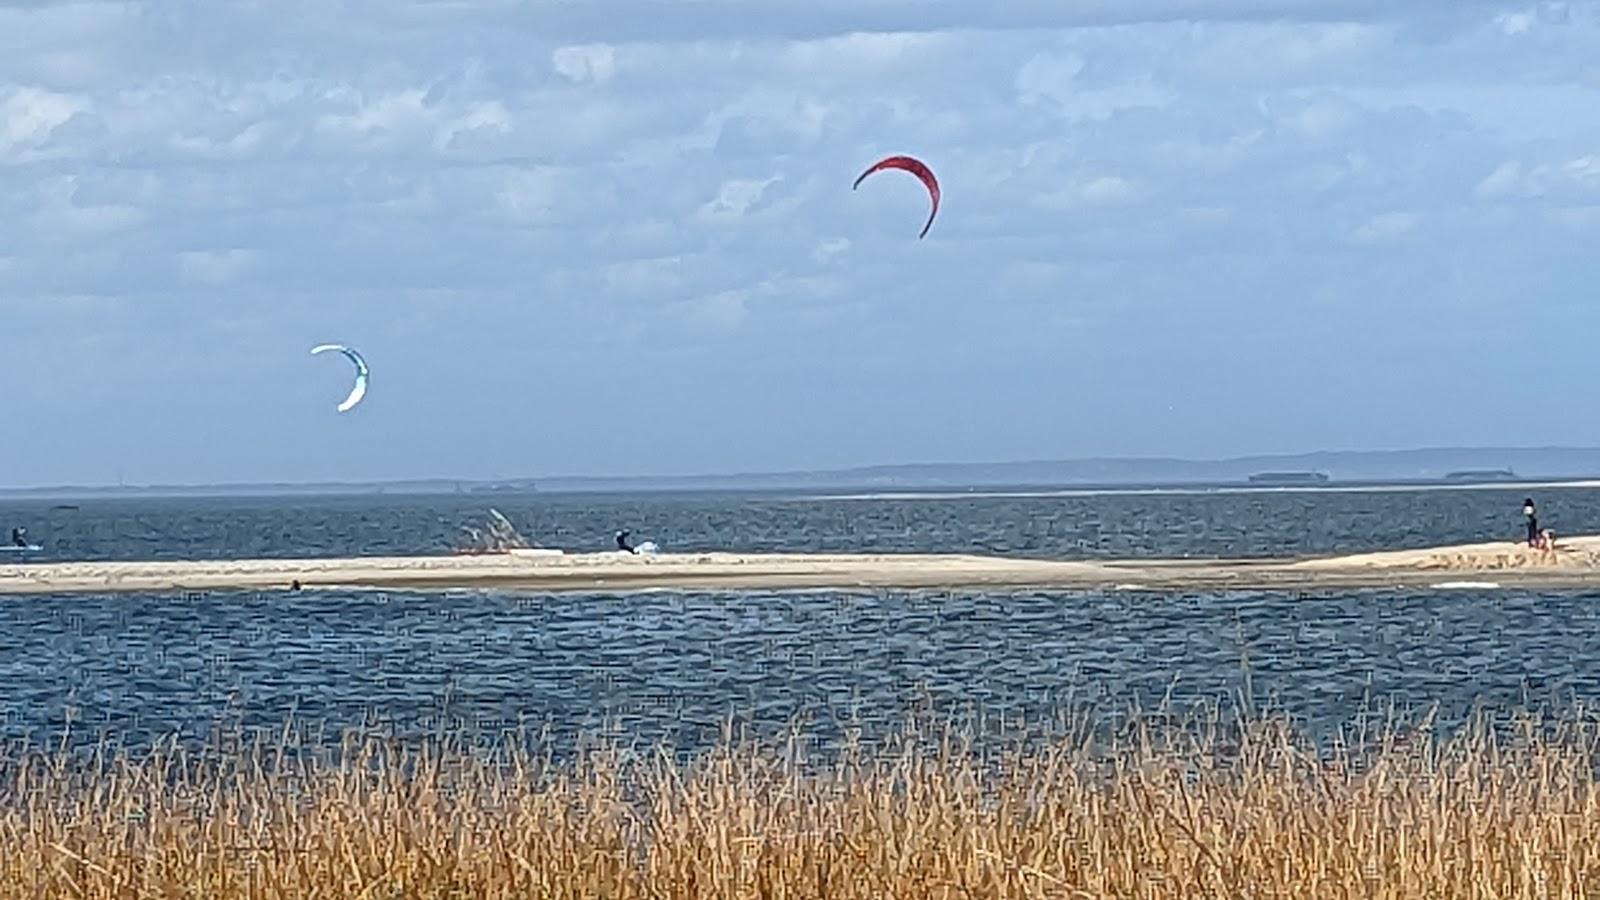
3, 485, 1599, 562
2, 487, 1599, 756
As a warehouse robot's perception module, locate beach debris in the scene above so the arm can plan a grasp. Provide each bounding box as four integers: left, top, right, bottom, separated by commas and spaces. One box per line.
853, 155, 941, 238
456, 508, 533, 554
310, 343, 369, 413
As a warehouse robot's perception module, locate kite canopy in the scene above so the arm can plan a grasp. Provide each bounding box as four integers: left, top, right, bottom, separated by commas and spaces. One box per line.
310, 343, 369, 413
853, 155, 941, 239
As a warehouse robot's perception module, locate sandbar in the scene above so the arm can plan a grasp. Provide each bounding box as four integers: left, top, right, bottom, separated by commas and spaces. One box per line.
4, 537, 1600, 595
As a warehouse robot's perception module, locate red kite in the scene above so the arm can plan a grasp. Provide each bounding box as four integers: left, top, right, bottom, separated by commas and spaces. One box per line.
853, 155, 940, 239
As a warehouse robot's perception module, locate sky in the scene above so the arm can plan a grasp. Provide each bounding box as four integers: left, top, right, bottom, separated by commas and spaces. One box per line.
2, 0, 1599, 486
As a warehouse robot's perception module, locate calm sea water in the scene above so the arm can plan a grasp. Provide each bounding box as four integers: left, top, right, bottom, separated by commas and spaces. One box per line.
1, 486, 1598, 757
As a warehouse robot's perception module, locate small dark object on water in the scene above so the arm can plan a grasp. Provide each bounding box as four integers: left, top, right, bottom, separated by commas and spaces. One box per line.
290, 580, 302, 592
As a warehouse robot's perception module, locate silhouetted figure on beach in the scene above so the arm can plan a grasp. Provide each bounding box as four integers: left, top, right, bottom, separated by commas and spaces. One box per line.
9, 527, 27, 548
615, 530, 636, 554
1524, 498, 1539, 547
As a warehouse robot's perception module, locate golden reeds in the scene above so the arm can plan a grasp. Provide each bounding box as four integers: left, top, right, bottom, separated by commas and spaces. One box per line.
1, 710, 1598, 898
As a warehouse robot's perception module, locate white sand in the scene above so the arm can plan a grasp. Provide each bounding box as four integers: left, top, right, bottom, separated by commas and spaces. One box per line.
1290, 536, 1600, 572
3, 537, 1600, 595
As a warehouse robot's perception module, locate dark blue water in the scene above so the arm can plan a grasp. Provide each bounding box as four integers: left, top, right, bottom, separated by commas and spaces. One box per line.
1, 485, 1596, 562
1, 487, 1597, 756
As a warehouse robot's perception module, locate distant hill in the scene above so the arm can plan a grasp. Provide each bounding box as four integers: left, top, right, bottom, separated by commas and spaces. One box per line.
534, 447, 1600, 493
4, 447, 1600, 499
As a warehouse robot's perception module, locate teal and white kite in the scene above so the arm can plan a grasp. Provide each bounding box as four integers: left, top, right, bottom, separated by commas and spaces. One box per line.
310, 344, 369, 413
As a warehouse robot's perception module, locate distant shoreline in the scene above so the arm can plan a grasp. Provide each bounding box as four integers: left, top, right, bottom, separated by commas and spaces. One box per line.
7, 538, 1600, 596
4, 446, 1600, 499
799, 478, 1600, 502
5, 476, 1600, 504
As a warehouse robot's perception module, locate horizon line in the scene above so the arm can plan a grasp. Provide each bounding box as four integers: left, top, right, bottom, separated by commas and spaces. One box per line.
4, 444, 1600, 496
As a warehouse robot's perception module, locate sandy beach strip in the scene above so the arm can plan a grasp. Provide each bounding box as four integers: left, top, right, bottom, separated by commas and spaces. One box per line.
6, 537, 1600, 595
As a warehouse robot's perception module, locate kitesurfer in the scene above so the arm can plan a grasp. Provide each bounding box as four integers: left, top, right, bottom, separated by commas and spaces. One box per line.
1523, 498, 1539, 547
615, 530, 636, 554
10, 527, 26, 548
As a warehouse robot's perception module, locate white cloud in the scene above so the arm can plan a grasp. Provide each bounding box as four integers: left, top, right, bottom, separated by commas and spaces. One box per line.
1565, 155, 1600, 188
1478, 160, 1533, 197
1016, 53, 1176, 121
0, 85, 85, 159
1281, 95, 1360, 138
178, 249, 255, 287
780, 30, 949, 73
1016, 52, 1086, 102
434, 100, 511, 151
315, 88, 514, 154
483, 0, 1504, 44
29, 176, 143, 237
1496, 10, 1537, 34
318, 89, 431, 136
1350, 211, 1420, 243
602, 256, 689, 298
1478, 156, 1600, 199
811, 237, 851, 265
552, 43, 617, 84
170, 121, 270, 159
34, 201, 143, 235
1152, 129, 1266, 172
1036, 175, 1144, 209
696, 176, 782, 224
495, 168, 560, 224
1495, 4, 1570, 35
686, 288, 749, 333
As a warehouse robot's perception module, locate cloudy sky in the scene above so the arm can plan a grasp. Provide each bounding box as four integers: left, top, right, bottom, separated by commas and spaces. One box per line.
3, 0, 1598, 486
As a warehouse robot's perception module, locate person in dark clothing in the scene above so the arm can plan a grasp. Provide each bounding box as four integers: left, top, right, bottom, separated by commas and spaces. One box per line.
1523, 498, 1538, 547
10, 528, 27, 548
615, 530, 636, 554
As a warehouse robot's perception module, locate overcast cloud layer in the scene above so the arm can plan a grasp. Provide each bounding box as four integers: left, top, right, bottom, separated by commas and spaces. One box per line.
2, 0, 1598, 486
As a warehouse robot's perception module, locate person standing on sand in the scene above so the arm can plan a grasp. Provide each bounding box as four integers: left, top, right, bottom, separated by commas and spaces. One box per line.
1523, 498, 1539, 547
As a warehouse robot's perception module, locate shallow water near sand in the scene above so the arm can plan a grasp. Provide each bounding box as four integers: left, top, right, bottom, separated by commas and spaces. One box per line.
3, 487, 1600, 756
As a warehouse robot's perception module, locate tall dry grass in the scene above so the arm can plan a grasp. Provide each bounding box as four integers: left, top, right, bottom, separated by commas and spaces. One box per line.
2, 710, 1599, 898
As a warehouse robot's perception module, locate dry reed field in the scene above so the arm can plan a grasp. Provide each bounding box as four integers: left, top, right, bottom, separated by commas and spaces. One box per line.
2, 711, 1599, 899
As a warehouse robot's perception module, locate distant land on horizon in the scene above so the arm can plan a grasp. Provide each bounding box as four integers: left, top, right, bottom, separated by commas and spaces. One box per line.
5, 447, 1600, 499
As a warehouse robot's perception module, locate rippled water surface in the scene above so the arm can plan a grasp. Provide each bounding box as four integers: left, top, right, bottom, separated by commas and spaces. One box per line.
2, 487, 1599, 755
4, 485, 1600, 562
